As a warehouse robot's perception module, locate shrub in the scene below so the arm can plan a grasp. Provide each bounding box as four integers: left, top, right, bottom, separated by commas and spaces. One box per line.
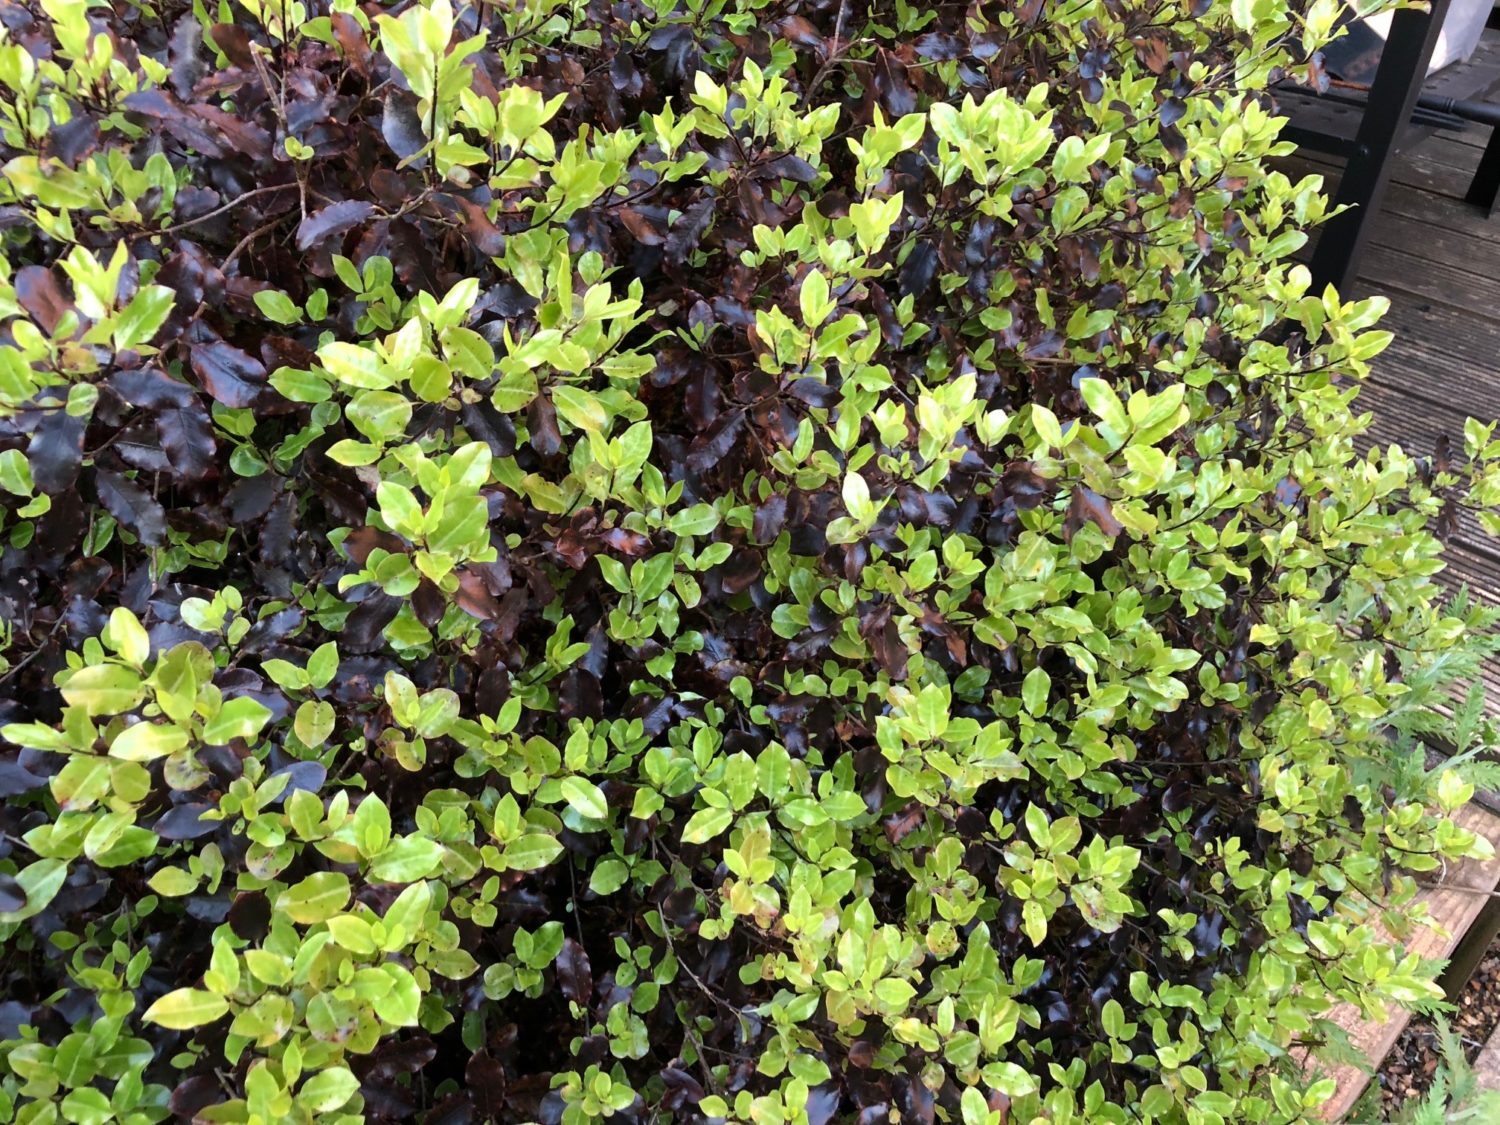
4, 0, 1500, 1122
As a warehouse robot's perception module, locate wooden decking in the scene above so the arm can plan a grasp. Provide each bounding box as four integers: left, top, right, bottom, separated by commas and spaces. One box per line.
1280, 38, 1500, 710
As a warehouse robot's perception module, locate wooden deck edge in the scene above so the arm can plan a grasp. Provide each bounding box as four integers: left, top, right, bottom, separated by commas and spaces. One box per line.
1310, 802, 1500, 1121
1470, 1006, 1500, 1093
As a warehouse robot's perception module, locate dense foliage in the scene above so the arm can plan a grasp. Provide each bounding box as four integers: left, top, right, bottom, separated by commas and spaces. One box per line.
6, 0, 1500, 1122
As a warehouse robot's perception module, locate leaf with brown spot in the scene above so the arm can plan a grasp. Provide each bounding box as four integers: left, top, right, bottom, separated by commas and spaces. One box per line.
15, 266, 72, 334
1065, 485, 1123, 541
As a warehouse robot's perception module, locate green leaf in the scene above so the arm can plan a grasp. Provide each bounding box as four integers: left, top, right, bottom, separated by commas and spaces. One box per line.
668, 503, 719, 537
373, 963, 422, 1026
589, 857, 629, 895
821, 791, 867, 821
369, 836, 445, 882
381, 881, 431, 945
253, 289, 303, 325
377, 480, 425, 539
1021, 666, 1051, 717
552, 385, 609, 433
681, 805, 733, 845
1079, 377, 1129, 437
148, 867, 199, 897
245, 949, 293, 987
306, 642, 340, 689
270, 367, 333, 403
0, 858, 67, 923
1030, 404, 1063, 450
104, 607, 150, 666
756, 744, 791, 802
276, 872, 352, 924
560, 777, 609, 820
319, 341, 391, 389
142, 988, 229, 1030
425, 494, 487, 556
109, 721, 189, 762
501, 833, 563, 871
800, 268, 832, 327
202, 696, 273, 746
299, 1067, 359, 1113
347, 390, 414, 443
325, 914, 377, 955
984, 1062, 1039, 1098
873, 978, 916, 1009
353, 795, 393, 857
60, 664, 144, 715
295, 699, 335, 747
50, 757, 113, 809
60, 1088, 113, 1125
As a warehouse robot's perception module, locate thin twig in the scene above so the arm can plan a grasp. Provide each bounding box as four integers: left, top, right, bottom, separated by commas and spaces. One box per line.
804, 0, 850, 103
220, 217, 286, 273
0, 617, 67, 688
132, 184, 295, 240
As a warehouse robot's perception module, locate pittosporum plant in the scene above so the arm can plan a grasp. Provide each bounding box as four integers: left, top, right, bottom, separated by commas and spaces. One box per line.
2, 0, 1499, 1123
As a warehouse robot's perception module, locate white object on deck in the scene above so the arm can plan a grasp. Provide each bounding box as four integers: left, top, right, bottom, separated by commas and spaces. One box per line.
1362, 0, 1491, 74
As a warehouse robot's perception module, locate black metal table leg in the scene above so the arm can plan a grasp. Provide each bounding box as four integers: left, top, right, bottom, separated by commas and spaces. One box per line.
1308, 0, 1452, 292
1466, 124, 1500, 217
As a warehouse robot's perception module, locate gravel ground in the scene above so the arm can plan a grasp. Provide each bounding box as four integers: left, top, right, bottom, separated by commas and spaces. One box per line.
1378, 937, 1500, 1117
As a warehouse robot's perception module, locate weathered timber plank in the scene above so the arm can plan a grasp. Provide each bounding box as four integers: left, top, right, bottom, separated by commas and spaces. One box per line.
1357, 243, 1500, 312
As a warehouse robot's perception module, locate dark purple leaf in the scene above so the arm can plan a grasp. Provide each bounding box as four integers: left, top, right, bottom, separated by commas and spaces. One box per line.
158, 408, 216, 480
763, 155, 818, 183
297, 200, 376, 251
665, 199, 715, 266
0, 872, 24, 914
342, 592, 401, 652
752, 495, 787, 545
170, 1076, 224, 1120
27, 410, 86, 495
208, 22, 254, 67
189, 338, 266, 408
225, 474, 281, 523
1065, 485, 1123, 540
110, 367, 196, 409
687, 412, 745, 473
269, 761, 326, 802
45, 115, 99, 167
898, 241, 937, 298
95, 470, 168, 546
382, 92, 427, 162
15, 266, 72, 334
787, 378, 838, 409
155, 802, 217, 840
228, 891, 272, 942
466, 1052, 507, 1119
556, 937, 593, 1004
0, 758, 46, 797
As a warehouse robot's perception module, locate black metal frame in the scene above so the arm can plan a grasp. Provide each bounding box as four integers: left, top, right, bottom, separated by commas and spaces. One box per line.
1305, 0, 1452, 291
1467, 123, 1500, 217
